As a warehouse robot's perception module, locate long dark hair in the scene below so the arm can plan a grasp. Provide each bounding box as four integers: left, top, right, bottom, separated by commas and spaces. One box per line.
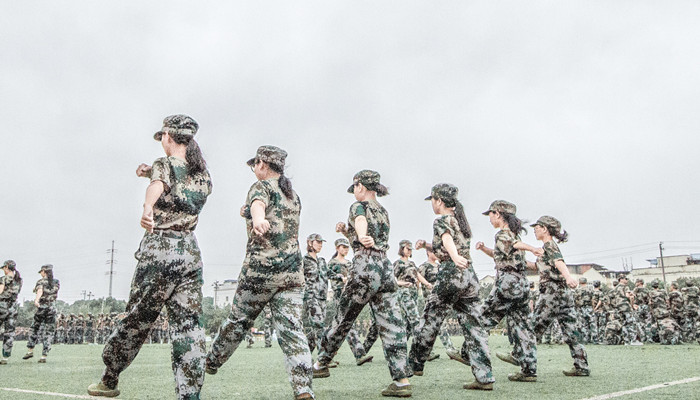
6, 264, 21, 285
170, 133, 207, 175
444, 198, 472, 239
268, 162, 294, 200
501, 212, 526, 236
46, 270, 54, 289
547, 226, 569, 243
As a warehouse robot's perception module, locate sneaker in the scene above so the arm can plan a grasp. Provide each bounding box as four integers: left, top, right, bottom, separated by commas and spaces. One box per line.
0, 358, 7, 365
22, 352, 33, 360
496, 352, 518, 366
380, 383, 412, 397
313, 365, 330, 379
205, 360, 218, 375
507, 372, 537, 382
264, 344, 273, 348
38, 356, 47, 363
295, 393, 313, 400
356, 355, 374, 366
87, 382, 121, 397
629, 341, 643, 346
328, 360, 340, 368
446, 349, 469, 366
427, 353, 440, 362
413, 370, 423, 376
463, 380, 494, 391
563, 367, 590, 377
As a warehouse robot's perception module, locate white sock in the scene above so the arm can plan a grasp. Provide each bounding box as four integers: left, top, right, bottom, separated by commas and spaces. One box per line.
314, 361, 321, 369
394, 381, 410, 387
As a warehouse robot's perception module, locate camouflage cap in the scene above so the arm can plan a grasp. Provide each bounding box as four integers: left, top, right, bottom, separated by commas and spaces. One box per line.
529, 281, 535, 288
530, 215, 561, 232
38, 264, 53, 273
2, 260, 16, 270
617, 273, 628, 281
686, 280, 695, 287
154, 114, 199, 141
334, 238, 350, 248
651, 280, 660, 288
306, 233, 326, 242
346, 170, 388, 196
482, 200, 517, 216
398, 240, 413, 250
579, 277, 587, 284
635, 278, 644, 284
593, 280, 601, 287
424, 183, 459, 205
246, 145, 288, 168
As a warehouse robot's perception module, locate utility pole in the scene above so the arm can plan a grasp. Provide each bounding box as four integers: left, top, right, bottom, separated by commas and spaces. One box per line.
659, 242, 667, 286
213, 280, 220, 308
87, 291, 93, 301
106, 240, 117, 298
81, 290, 87, 301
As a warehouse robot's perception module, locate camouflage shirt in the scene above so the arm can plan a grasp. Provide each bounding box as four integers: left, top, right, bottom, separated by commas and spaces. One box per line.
432, 215, 472, 264
150, 156, 213, 231
418, 261, 439, 285
346, 199, 390, 252
0, 274, 22, 303
241, 177, 303, 289
34, 278, 60, 304
633, 286, 650, 307
393, 259, 418, 285
613, 284, 632, 312
536, 240, 565, 286
328, 258, 350, 295
592, 288, 602, 310
493, 229, 526, 272
669, 291, 685, 318
681, 286, 700, 312
303, 254, 329, 299
649, 289, 671, 319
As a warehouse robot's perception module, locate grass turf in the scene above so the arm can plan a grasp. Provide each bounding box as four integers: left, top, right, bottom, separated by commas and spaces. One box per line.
0, 336, 699, 399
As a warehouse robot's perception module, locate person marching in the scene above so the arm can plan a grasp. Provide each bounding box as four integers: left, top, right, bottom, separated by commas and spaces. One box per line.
205, 145, 314, 400
23, 264, 59, 363
326, 238, 373, 366
575, 277, 597, 344
409, 183, 495, 391
0, 260, 22, 364
88, 114, 213, 399
314, 170, 413, 398
613, 274, 643, 345
524, 216, 589, 376
394, 240, 432, 341
475, 200, 538, 382
302, 233, 328, 355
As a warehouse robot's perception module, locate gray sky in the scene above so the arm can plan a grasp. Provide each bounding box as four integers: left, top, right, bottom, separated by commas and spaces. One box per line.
2, 1, 700, 303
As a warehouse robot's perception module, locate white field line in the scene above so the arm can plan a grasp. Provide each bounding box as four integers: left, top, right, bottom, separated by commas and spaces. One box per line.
0, 387, 99, 399
581, 376, 700, 400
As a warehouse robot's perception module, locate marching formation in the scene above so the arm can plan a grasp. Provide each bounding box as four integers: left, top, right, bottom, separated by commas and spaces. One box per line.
0, 114, 698, 400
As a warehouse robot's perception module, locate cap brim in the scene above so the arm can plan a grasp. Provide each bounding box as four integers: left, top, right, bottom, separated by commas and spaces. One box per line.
153, 131, 163, 141
246, 158, 256, 167
529, 223, 538, 227
347, 184, 354, 194
481, 210, 491, 215
424, 195, 432, 201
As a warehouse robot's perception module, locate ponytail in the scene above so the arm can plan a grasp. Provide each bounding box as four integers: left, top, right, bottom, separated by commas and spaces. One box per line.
548, 227, 569, 243
268, 162, 294, 200
170, 133, 207, 176
502, 212, 526, 236
46, 270, 54, 289
452, 200, 472, 239
13, 269, 21, 285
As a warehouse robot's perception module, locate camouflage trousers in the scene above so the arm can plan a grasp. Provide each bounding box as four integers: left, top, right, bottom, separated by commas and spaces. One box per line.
656, 317, 681, 345
577, 306, 597, 344
482, 271, 537, 375
85, 328, 95, 344
327, 297, 368, 361
682, 310, 699, 342
0, 301, 18, 357
533, 285, 588, 372
616, 310, 641, 344
55, 327, 65, 345
263, 305, 273, 347
101, 231, 206, 400
27, 304, 57, 356
318, 252, 411, 380
208, 284, 313, 398
438, 321, 455, 351
636, 305, 653, 342
605, 324, 622, 345
542, 320, 563, 344
595, 312, 607, 342
409, 263, 494, 384
303, 293, 326, 353
398, 288, 420, 339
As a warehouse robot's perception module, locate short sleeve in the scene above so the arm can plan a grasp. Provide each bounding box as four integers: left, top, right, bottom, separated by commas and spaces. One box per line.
34, 279, 43, 293
433, 216, 456, 239
350, 202, 367, 219
544, 241, 564, 263
150, 158, 172, 192
495, 231, 514, 257
247, 180, 271, 207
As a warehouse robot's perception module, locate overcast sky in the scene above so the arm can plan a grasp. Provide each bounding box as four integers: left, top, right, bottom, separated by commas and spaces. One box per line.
2, 1, 700, 303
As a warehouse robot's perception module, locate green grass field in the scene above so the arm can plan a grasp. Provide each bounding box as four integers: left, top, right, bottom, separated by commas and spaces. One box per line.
0, 336, 699, 399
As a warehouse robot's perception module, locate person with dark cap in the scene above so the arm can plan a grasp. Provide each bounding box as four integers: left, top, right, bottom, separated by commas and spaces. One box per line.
0, 260, 22, 364
393, 240, 432, 341
612, 274, 643, 345
680, 280, 699, 343
524, 216, 589, 376
668, 282, 685, 341
633, 278, 652, 342
409, 183, 495, 391
88, 114, 212, 399
314, 170, 413, 397
592, 280, 605, 343
205, 145, 314, 400
475, 200, 538, 382
23, 264, 60, 363
302, 233, 328, 355
648, 280, 681, 345
575, 277, 597, 344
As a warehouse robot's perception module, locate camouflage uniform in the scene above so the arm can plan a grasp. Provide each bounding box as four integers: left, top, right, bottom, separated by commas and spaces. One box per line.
574, 281, 596, 344
612, 278, 641, 344
327, 256, 369, 361
27, 270, 60, 356
531, 237, 588, 373
262, 304, 274, 347
302, 246, 327, 353
85, 314, 95, 344
207, 151, 313, 399
592, 285, 605, 344
632, 283, 652, 342
604, 313, 622, 345
0, 262, 22, 358
648, 286, 680, 345
409, 204, 494, 385
481, 226, 537, 376
393, 254, 421, 339
99, 140, 213, 400
419, 260, 455, 352
668, 287, 685, 341
318, 170, 411, 382
681, 282, 699, 343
